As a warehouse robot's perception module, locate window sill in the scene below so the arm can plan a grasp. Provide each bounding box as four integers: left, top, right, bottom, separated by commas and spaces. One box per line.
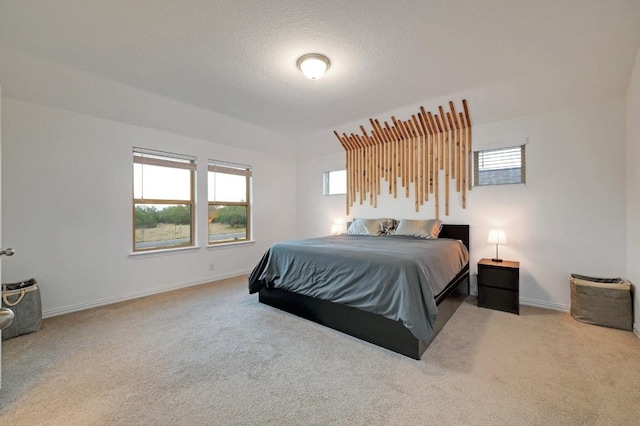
129, 246, 200, 259
207, 240, 255, 250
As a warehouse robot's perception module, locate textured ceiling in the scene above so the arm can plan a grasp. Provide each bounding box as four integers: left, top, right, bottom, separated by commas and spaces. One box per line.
0, 0, 639, 149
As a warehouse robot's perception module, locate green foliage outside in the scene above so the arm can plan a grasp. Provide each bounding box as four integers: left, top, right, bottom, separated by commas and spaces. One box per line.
135, 204, 245, 232
135, 205, 191, 228
135, 206, 159, 228
210, 205, 247, 227
160, 205, 191, 225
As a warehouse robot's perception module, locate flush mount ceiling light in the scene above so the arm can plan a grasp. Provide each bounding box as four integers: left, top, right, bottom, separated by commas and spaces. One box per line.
296, 53, 330, 80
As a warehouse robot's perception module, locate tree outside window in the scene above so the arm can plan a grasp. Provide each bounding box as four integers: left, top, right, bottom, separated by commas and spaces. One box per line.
208, 160, 252, 244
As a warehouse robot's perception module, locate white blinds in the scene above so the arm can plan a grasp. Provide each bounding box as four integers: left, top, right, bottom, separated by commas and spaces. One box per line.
133, 148, 195, 200
133, 149, 196, 170
474, 145, 525, 186
208, 160, 252, 177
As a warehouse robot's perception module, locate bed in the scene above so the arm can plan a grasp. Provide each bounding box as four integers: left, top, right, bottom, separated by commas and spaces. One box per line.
248, 224, 470, 359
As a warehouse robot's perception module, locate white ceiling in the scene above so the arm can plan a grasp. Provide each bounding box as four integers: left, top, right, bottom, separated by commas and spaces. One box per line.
1, 0, 639, 153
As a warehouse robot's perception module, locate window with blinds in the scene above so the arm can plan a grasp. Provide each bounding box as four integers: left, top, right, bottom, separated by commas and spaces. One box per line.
208, 160, 252, 245
474, 145, 526, 186
133, 148, 196, 251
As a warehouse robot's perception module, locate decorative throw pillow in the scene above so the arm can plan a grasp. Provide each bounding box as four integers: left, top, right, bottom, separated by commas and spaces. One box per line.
346, 218, 386, 236
394, 219, 443, 239
377, 218, 398, 235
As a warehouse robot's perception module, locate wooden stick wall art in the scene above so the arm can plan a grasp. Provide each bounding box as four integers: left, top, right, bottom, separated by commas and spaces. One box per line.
334, 99, 472, 219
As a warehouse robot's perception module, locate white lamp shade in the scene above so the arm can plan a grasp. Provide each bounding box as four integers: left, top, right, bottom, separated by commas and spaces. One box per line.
330, 224, 339, 235
487, 229, 507, 244
297, 54, 330, 80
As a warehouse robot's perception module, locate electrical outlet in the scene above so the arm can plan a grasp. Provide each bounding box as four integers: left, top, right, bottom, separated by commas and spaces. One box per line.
209, 262, 215, 271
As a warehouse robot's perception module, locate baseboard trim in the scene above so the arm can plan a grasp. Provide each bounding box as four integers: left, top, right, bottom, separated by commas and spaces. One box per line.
520, 299, 639, 338
42, 269, 252, 319
39, 279, 607, 326
519, 297, 570, 313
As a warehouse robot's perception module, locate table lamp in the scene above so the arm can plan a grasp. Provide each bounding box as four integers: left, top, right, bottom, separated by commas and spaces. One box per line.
487, 229, 507, 262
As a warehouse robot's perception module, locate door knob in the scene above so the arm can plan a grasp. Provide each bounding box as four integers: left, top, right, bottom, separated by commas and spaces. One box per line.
0, 308, 15, 330
0, 248, 15, 256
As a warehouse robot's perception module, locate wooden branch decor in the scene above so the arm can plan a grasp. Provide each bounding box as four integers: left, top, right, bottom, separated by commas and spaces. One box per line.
334, 100, 472, 218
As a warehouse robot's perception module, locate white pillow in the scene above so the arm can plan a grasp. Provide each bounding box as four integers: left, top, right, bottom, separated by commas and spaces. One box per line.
393, 219, 443, 239
346, 219, 385, 236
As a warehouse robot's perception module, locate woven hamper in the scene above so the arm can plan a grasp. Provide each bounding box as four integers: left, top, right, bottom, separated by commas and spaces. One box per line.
1, 278, 42, 340
569, 274, 632, 331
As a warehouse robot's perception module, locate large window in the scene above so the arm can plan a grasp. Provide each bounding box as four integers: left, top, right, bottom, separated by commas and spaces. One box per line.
323, 169, 347, 195
133, 148, 196, 251
208, 160, 252, 245
474, 145, 526, 186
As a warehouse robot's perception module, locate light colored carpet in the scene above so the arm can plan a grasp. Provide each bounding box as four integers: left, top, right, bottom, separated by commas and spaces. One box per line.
1, 276, 639, 425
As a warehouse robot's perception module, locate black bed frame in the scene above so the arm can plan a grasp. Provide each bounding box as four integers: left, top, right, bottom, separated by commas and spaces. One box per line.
258, 224, 470, 360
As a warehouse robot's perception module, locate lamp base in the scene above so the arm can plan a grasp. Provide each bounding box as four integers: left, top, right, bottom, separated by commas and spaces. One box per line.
491, 258, 503, 262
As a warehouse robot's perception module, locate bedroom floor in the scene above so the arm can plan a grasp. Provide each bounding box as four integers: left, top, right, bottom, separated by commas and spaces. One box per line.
1, 276, 639, 425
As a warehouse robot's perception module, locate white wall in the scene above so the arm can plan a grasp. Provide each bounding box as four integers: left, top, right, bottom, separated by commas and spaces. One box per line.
297, 98, 627, 310
626, 46, 640, 336
1, 98, 297, 316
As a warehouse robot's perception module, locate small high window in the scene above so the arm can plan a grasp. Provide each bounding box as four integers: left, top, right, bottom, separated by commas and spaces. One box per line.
323, 170, 347, 195
474, 145, 526, 186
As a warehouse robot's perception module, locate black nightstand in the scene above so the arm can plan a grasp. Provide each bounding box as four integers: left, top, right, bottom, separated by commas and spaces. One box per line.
477, 258, 520, 315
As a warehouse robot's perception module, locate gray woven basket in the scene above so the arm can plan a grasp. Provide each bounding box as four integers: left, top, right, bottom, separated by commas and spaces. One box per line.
569, 274, 632, 331
1, 278, 42, 340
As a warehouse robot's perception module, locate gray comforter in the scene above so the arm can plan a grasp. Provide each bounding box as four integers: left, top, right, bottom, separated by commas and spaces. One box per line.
248, 235, 469, 341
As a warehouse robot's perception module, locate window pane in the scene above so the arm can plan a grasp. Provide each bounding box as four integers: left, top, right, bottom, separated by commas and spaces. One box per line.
478, 147, 521, 170
208, 204, 247, 243
133, 163, 192, 200
134, 203, 192, 250
474, 145, 525, 186
324, 170, 347, 195
208, 172, 246, 202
